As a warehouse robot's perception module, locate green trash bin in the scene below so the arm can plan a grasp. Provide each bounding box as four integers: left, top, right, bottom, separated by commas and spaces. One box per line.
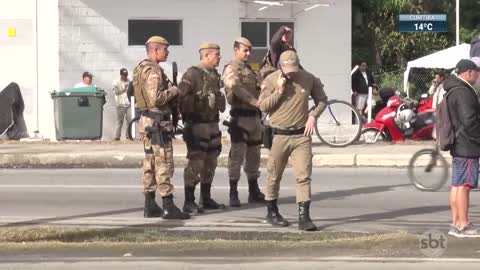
51, 86, 106, 140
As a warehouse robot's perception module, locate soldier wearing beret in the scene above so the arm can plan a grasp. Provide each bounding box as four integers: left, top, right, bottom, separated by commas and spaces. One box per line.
223, 37, 265, 207
178, 42, 227, 214
132, 36, 189, 220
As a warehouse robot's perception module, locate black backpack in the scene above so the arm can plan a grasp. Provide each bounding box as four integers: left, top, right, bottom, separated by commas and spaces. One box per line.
436, 87, 462, 151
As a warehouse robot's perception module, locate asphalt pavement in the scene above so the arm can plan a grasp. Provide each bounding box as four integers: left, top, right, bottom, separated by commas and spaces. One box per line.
0, 167, 468, 234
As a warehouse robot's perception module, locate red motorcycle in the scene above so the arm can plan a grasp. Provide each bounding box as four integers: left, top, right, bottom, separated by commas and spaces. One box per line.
361, 94, 435, 143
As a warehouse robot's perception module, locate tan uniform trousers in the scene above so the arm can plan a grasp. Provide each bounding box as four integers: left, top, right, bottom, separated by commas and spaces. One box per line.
265, 134, 313, 203
183, 122, 222, 187
142, 139, 175, 197
227, 116, 263, 181
140, 114, 175, 196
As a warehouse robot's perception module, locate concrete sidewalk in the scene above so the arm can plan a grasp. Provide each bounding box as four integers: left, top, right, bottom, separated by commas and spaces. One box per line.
0, 139, 447, 168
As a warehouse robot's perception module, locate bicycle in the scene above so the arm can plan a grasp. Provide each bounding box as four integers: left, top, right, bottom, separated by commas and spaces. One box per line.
408, 146, 449, 192
310, 99, 362, 147
128, 100, 361, 147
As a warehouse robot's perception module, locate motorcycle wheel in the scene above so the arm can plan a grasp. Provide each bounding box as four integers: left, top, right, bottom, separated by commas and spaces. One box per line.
359, 128, 386, 144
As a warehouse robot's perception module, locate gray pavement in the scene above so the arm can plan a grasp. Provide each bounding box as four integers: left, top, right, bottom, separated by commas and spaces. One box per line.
0, 140, 448, 168
1, 258, 480, 270
0, 167, 467, 234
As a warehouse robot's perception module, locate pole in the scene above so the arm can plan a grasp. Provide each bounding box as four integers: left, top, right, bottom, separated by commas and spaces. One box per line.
456, 0, 460, 46
131, 96, 136, 137
367, 86, 372, 123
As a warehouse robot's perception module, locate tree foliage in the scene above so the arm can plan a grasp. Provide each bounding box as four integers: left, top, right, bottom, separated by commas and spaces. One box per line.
353, 0, 457, 73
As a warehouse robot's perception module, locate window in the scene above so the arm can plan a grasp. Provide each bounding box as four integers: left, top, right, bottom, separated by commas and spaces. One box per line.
241, 22, 267, 47
128, 20, 183, 46
240, 21, 294, 71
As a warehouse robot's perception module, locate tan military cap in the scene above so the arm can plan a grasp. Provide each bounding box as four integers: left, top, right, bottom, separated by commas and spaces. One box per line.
279, 50, 300, 74
235, 37, 252, 48
145, 36, 170, 45
199, 41, 220, 51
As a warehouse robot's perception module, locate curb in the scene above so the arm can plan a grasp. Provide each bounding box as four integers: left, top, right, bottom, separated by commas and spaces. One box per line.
0, 153, 451, 168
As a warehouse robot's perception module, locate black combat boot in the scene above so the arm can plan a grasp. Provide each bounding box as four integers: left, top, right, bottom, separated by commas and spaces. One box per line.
161, 195, 190, 220
248, 178, 265, 203
229, 180, 241, 207
144, 191, 163, 218
265, 199, 289, 227
200, 183, 225, 210
298, 201, 317, 231
183, 186, 204, 214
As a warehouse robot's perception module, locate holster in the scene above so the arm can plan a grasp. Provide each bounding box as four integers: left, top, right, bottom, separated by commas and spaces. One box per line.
145, 123, 172, 146
262, 125, 274, 150
225, 117, 244, 143
182, 123, 196, 146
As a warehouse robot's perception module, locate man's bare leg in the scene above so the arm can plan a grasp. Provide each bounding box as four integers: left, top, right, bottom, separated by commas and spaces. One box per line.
456, 186, 471, 228
450, 186, 459, 226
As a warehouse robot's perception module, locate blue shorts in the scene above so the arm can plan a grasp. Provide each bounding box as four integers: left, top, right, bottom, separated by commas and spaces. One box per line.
452, 157, 479, 188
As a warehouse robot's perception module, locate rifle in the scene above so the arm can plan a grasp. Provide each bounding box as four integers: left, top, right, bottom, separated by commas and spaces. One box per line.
170, 62, 180, 135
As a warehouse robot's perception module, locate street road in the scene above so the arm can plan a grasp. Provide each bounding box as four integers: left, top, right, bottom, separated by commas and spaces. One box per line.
1, 168, 474, 233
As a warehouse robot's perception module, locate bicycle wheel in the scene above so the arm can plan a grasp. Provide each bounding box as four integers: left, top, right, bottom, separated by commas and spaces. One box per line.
314, 100, 362, 147
408, 148, 449, 192
358, 128, 385, 144
127, 116, 141, 141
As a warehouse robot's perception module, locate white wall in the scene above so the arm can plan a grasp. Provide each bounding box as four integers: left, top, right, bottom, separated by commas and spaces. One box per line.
0, 0, 58, 139
241, 0, 351, 101
38, 0, 59, 140
240, 2, 293, 19
295, 0, 351, 102
59, 0, 240, 139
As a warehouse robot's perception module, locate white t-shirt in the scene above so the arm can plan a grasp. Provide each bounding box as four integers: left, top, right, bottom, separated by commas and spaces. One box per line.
112, 79, 130, 107
74, 82, 95, 88
361, 71, 368, 85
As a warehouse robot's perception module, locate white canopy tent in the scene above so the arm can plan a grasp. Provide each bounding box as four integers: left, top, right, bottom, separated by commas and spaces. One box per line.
403, 43, 471, 96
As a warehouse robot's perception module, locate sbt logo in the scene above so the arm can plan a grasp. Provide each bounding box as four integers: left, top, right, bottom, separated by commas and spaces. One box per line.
419, 230, 447, 257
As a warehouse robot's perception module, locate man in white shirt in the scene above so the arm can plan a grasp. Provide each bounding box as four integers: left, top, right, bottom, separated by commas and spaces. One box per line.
74, 71, 95, 88
112, 68, 131, 140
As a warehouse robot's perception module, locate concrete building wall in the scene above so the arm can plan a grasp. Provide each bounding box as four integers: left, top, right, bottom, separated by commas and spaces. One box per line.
295, 0, 351, 103
56, 0, 351, 140
0, 0, 58, 139
59, 0, 240, 139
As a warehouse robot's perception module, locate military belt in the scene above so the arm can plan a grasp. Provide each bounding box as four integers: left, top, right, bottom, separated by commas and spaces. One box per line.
142, 111, 171, 122
230, 108, 261, 118
272, 127, 305, 136
184, 113, 219, 123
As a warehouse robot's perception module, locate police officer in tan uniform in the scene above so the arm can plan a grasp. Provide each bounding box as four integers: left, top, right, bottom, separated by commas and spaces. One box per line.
178, 42, 226, 214
258, 50, 328, 231
223, 37, 265, 207
132, 36, 189, 220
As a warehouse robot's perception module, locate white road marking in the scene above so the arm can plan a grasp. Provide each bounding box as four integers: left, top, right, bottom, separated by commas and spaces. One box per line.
0, 185, 293, 189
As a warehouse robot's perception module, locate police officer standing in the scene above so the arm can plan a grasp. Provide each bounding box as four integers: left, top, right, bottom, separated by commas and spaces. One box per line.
132, 36, 189, 220
223, 37, 265, 207
178, 42, 226, 214
258, 51, 328, 231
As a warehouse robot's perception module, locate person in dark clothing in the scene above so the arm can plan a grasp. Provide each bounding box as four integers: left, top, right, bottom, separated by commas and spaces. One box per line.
444, 59, 480, 237
351, 61, 375, 118
470, 36, 480, 58
0, 82, 29, 140
269, 25, 294, 68
259, 26, 296, 80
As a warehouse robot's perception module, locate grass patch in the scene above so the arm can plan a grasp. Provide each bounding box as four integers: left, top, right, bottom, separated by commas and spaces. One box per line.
0, 226, 412, 244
